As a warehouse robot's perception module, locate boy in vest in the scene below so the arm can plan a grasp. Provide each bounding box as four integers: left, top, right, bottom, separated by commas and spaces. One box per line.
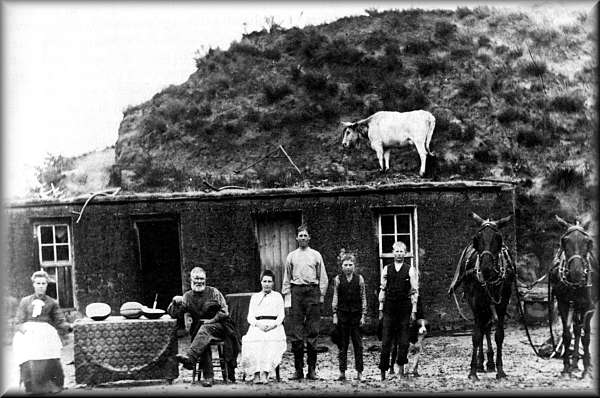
332, 249, 367, 381
378, 241, 419, 380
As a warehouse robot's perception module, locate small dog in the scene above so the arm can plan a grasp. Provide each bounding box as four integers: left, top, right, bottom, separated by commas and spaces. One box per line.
389, 318, 428, 377
405, 318, 428, 377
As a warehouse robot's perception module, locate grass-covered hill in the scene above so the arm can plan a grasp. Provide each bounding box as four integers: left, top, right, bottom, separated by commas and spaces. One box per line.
45, 6, 599, 279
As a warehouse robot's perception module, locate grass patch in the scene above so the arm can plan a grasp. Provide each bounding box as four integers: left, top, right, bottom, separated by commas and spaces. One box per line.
548, 167, 586, 191
522, 61, 547, 76
549, 95, 585, 113
529, 27, 560, 47
456, 7, 474, 19
473, 147, 498, 163
516, 128, 547, 147
262, 82, 293, 104
497, 107, 529, 125
229, 41, 262, 57
403, 39, 434, 55
434, 21, 457, 41
416, 56, 448, 76
450, 46, 473, 60
478, 35, 492, 47
459, 79, 485, 104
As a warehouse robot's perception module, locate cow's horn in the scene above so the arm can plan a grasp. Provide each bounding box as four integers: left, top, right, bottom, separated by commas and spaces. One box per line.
340, 121, 353, 127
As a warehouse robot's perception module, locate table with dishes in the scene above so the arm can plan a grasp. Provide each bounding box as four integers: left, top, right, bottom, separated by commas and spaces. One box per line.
73, 315, 179, 385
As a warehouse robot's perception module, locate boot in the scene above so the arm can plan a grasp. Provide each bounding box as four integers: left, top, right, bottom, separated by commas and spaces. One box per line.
290, 342, 304, 380
307, 345, 318, 380
290, 370, 304, 380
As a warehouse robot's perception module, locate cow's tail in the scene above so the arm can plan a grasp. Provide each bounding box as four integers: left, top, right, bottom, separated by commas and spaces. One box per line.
425, 113, 435, 156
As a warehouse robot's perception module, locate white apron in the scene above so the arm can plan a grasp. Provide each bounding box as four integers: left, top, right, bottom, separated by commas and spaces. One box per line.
12, 322, 63, 366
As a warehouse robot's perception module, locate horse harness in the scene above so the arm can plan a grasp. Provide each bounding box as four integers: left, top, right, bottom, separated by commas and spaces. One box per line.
466, 222, 513, 305
554, 225, 593, 289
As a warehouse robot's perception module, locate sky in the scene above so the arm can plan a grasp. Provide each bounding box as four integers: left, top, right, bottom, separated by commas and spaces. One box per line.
1, 1, 595, 198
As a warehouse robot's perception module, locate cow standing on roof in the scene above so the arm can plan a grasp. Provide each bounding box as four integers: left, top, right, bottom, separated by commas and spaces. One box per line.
341, 110, 436, 177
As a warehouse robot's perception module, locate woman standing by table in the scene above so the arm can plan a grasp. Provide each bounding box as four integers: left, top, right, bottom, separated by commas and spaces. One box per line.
13, 270, 72, 394
239, 270, 287, 384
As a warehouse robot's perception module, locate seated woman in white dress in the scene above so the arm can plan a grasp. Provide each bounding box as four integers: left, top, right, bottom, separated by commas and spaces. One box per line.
239, 270, 287, 384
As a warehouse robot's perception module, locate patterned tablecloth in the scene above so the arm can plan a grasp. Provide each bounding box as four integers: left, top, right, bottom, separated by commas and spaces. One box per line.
74, 315, 178, 385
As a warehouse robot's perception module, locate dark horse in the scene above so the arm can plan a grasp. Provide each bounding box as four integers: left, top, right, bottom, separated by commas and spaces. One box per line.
448, 212, 514, 380
549, 215, 597, 379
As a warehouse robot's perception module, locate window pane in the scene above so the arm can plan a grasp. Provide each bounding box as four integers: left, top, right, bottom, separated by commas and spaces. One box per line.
397, 235, 411, 253
382, 236, 395, 254
41, 246, 55, 262
396, 215, 411, 233
55, 226, 68, 243
40, 226, 54, 244
56, 245, 70, 261
381, 215, 395, 234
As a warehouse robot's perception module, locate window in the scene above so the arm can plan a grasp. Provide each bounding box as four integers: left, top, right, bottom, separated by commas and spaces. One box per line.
35, 223, 74, 308
377, 208, 418, 273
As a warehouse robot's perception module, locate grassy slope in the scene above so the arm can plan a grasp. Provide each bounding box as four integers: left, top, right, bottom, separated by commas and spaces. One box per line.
62, 6, 597, 276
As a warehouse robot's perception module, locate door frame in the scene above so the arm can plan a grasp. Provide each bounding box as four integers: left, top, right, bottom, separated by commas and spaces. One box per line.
131, 213, 184, 306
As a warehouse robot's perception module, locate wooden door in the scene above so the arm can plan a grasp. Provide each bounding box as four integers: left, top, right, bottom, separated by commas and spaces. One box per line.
255, 212, 301, 291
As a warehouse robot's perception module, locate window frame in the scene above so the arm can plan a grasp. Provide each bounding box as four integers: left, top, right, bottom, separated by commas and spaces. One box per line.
376, 207, 419, 274
34, 222, 75, 309
37, 224, 72, 266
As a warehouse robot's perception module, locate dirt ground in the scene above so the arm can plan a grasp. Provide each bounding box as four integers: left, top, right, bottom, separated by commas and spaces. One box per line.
2, 323, 597, 395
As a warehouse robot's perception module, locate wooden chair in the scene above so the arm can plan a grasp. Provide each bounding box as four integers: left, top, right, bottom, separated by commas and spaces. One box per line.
226, 293, 282, 382
191, 339, 229, 384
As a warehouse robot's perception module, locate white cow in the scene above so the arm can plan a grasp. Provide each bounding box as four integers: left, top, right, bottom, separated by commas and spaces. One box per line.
341, 110, 436, 176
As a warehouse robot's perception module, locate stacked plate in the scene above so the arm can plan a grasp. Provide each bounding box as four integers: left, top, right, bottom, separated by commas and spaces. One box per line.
85, 302, 111, 321
119, 301, 144, 319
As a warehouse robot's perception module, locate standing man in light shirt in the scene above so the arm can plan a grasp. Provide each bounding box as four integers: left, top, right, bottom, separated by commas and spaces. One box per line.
378, 241, 419, 381
281, 224, 329, 380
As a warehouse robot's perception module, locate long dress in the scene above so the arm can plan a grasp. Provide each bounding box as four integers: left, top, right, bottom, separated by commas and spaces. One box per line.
238, 290, 287, 377
12, 294, 71, 394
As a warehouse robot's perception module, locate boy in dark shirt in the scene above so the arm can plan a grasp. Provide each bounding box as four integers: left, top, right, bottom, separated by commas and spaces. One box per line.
332, 249, 367, 381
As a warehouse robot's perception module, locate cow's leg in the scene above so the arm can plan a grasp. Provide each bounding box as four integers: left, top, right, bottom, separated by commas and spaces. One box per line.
374, 147, 386, 172
415, 144, 427, 177
383, 150, 391, 172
